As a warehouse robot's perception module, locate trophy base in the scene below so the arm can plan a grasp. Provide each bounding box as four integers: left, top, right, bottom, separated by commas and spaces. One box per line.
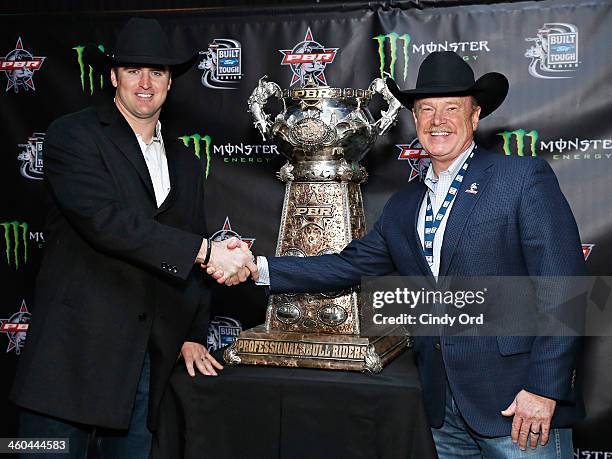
223, 325, 408, 373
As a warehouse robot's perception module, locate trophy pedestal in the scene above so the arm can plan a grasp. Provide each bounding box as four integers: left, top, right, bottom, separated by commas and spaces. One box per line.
224, 325, 407, 373
225, 180, 409, 373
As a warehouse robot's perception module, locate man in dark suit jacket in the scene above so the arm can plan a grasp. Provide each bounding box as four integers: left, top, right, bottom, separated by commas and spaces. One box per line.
10, 18, 255, 458
216, 51, 585, 458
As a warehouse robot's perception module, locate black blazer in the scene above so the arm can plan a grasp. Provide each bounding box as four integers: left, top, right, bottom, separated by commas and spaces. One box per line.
11, 102, 211, 430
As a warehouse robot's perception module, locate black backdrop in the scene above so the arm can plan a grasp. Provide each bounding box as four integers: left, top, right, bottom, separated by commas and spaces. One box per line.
1, 0, 611, 455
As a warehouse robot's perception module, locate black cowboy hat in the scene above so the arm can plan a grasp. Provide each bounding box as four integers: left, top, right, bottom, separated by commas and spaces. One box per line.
386, 51, 509, 118
86, 17, 196, 77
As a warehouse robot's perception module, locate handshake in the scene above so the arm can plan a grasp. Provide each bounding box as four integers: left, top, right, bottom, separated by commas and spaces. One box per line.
196, 237, 259, 286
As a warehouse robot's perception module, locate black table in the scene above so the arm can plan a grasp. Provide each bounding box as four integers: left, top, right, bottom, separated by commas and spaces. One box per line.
153, 349, 437, 459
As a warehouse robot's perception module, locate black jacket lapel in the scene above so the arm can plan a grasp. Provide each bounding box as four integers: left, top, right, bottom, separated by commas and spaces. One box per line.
438, 147, 495, 278
96, 103, 156, 202
155, 138, 178, 215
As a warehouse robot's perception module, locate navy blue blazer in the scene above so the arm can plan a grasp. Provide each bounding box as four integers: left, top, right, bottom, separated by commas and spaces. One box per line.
268, 147, 586, 436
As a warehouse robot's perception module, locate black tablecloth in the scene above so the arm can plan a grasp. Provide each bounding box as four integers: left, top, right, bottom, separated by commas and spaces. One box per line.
153, 349, 437, 459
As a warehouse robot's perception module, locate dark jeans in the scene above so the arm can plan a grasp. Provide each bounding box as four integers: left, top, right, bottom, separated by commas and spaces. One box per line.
18, 353, 152, 459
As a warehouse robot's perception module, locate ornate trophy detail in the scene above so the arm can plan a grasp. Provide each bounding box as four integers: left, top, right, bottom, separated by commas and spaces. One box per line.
225, 75, 406, 373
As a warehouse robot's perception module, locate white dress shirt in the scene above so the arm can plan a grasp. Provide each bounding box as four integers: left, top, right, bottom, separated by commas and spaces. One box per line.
417, 142, 475, 279
135, 121, 170, 208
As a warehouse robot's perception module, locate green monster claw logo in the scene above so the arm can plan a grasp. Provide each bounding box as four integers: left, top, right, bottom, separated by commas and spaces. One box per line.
73, 44, 105, 95
498, 129, 539, 157
372, 32, 411, 81
1, 222, 28, 269
178, 134, 212, 179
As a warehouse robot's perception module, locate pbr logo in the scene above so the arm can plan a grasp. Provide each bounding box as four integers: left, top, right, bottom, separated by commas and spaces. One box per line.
397, 139, 430, 182
17, 132, 45, 180
582, 244, 595, 261
525, 23, 579, 79
199, 39, 242, 89
0, 300, 30, 355
210, 217, 255, 249
294, 205, 334, 230
1, 37, 45, 93
207, 316, 242, 351
280, 28, 338, 87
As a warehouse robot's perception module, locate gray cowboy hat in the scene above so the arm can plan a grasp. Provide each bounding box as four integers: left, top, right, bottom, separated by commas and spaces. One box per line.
386, 51, 509, 118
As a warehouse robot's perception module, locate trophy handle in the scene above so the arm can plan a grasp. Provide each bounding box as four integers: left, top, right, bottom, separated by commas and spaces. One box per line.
247, 76, 283, 141
368, 73, 404, 136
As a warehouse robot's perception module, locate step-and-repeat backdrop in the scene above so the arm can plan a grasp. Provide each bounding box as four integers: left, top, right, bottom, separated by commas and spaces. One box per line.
1, 0, 611, 453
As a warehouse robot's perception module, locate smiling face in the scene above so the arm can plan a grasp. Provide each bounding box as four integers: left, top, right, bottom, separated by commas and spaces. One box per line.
111, 66, 171, 125
412, 96, 481, 173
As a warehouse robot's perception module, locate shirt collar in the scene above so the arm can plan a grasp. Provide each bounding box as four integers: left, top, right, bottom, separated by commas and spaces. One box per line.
424, 141, 475, 188
135, 120, 162, 146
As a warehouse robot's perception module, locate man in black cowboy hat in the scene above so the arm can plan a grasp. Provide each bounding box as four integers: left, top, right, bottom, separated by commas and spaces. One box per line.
10, 17, 256, 457
218, 50, 585, 457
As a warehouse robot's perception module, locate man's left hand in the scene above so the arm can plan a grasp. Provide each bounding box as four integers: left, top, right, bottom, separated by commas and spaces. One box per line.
180, 341, 223, 377
501, 389, 556, 450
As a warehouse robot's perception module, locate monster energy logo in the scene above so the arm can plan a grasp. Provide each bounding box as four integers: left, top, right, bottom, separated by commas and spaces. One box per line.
179, 134, 212, 179
372, 32, 411, 81
73, 44, 105, 95
1, 222, 28, 269
498, 129, 539, 157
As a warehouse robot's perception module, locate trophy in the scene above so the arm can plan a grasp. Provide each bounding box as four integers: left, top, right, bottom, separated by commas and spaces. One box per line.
224, 76, 407, 373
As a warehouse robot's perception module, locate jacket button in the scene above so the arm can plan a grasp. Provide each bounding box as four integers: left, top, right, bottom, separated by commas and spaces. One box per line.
172, 267, 178, 273
434, 342, 441, 350
138, 313, 147, 321
161, 262, 168, 269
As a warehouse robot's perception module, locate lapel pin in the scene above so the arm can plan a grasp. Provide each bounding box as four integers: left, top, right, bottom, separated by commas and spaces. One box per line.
465, 182, 479, 194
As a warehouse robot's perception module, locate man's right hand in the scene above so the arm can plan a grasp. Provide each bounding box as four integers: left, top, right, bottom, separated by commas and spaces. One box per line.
199, 237, 258, 285
205, 237, 257, 285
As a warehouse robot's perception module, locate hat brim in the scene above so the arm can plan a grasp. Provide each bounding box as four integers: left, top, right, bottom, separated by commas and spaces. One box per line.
108, 53, 197, 77
84, 44, 197, 78
387, 72, 509, 119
